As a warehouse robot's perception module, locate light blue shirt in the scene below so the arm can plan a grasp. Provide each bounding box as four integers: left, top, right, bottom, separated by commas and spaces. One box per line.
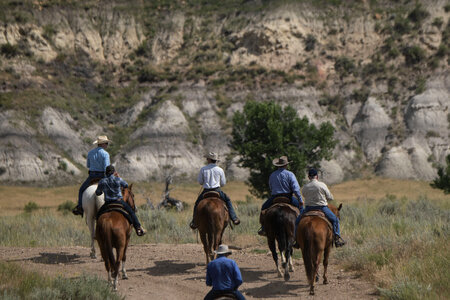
198, 164, 226, 189
269, 168, 303, 203
86, 147, 110, 172
206, 256, 243, 291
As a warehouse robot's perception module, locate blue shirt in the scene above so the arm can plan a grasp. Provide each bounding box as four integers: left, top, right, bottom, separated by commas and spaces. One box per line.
206, 256, 243, 291
269, 168, 303, 203
87, 147, 110, 172
95, 175, 128, 202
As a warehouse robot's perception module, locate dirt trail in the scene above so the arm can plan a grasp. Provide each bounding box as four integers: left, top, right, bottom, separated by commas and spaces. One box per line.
0, 243, 377, 299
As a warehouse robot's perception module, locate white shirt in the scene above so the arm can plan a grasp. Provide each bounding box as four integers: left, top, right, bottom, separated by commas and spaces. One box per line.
302, 179, 334, 207
198, 164, 226, 189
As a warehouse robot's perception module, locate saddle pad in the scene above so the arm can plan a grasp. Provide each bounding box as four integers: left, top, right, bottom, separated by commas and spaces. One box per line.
302, 211, 333, 231
96, 203, 133, 225
262, 202, 300, 216
272, 196, 291, 204
203, 191, 221, 199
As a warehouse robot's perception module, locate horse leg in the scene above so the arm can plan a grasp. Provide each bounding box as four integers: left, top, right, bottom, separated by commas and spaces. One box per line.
200, 232, 210, 264
283, 248, 290, 281
323, 245, 331, 284
87, 216, 96, 259
268, 238, 282, 277
207, 231, 215, 262
121, 236, 130, 280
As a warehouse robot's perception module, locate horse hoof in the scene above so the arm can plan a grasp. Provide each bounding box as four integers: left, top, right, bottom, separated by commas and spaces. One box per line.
90, 253, 96, 259
310, 291, 315, 295
284, 273, 290, 281
323, 279, 328, 284
122, 274, 128, 280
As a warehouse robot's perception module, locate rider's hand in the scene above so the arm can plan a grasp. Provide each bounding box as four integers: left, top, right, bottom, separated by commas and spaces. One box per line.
114, 171, 120, 177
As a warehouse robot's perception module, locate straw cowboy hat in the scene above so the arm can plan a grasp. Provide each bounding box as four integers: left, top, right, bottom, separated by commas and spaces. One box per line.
93, 135, 111, 145
272, 155, 291, 167
214, 244, 232, 255
205, 152, 219, 161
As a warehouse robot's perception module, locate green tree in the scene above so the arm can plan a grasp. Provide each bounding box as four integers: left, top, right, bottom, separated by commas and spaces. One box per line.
431, 154, 450, 194
230, 101, 336, 199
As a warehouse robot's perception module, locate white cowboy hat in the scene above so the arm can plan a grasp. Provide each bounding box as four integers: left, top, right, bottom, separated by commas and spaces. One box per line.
214, 244, 232, 255
272, 155, 291, 167
93, 135, 111, 145
204, 152, 219, 161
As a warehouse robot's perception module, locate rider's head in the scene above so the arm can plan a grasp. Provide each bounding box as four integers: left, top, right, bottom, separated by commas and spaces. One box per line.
205, 152, 219, 164
308, 168, 318, 179
93, 135, 111, 149
106, 165, 115, 177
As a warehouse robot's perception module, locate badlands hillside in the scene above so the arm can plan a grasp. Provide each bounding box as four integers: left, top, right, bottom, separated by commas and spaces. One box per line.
0, 0, 449, 186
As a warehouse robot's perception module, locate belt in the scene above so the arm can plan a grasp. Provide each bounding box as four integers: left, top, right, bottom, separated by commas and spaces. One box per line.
89, 170, 104, 174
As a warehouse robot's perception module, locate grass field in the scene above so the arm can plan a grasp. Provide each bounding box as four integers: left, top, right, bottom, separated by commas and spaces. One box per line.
0, 178, 449, 299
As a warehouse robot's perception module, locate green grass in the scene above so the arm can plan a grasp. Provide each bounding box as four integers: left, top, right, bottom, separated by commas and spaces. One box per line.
336, 195, 450, 300
0, 260, 122, 300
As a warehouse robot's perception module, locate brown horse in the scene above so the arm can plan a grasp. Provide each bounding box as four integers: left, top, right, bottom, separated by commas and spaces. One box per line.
95, 184, 136, 291
296, 203, 342, 295
194, 192, 229, 264
262, 203, 299, 281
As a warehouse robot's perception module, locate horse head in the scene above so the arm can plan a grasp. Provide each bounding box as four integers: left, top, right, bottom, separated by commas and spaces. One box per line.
328, 203, 342, 219
122, 184, 136, 212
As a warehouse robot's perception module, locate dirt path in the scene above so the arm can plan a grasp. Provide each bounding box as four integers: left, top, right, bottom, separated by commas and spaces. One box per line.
0, 244, 377, 299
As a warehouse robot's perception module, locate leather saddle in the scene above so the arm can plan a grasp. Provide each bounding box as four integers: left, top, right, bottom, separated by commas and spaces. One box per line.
211, 291, 238, 300
302, 210, 333, 232
203, 191, 221, 199
96, 202, 133, 225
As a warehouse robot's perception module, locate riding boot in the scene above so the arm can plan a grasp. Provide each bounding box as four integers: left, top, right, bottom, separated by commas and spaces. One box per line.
334, 236, 346, 247
190, 211, 198, 229
136, 226, 146, 236
72, 205, 83, 217
257, 226, 266, 236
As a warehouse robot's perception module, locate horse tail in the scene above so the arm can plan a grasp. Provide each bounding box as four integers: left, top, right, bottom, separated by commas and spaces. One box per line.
303, 223, 315, 284
104, 219, 117, 276
275, 210, 287, 252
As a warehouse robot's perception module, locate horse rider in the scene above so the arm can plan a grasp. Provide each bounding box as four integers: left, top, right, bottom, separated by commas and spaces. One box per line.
95, 165, 146, 236
190, 152, 240, 229
73, 135, 111, 217
258, 155, 304, 236
294, 168, 346, 247
204, 244, 246, 300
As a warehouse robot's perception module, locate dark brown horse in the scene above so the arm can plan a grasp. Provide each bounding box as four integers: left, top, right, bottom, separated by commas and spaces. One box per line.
262, 203, 299, 281
296, 203, 342, 295
96, 184, 136, 291
194, 192, 229, 264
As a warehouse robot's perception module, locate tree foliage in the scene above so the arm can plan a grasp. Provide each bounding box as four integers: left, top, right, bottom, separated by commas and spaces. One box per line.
431, 154, 450, 194
230, 101, 336, 199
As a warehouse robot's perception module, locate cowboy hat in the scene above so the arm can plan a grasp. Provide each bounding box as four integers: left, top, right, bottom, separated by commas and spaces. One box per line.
272, 155, 291, 167
204, 152, 219, 161
214, 244, 232, 255
93, 135, 111, 145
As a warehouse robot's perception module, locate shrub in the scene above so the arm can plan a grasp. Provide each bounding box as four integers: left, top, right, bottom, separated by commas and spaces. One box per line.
334, 56, 355, 78
432, 17, 444, 29
304, 34, 317, 51
408, 4, 429, 25
402, 45, 426, 65
431, 154, 450, 193
42, 24, 57, 41
24, 202, 39, 213
57, 201, 75, 215
0, 43, 19, 58
393, 17, 411, 35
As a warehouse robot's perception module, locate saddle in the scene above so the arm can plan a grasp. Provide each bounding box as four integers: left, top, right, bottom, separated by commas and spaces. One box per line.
203, 191, 221, 199
211, 291, 238, 300
89, 178, 101, 186
260, 203, 300, 225
302, 210, 333, 232
96, 202, 133, 225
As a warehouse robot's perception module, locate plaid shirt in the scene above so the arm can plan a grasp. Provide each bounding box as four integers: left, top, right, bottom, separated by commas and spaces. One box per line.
95, 175, 128, 202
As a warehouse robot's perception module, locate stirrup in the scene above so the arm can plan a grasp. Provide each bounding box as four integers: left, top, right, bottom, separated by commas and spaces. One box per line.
72, 206, 83, 217
136, 227, 146, 236
232, 218, 240, 225
335, 236, 346, 247
190, 221, 198, 230
257, 228, 266, 236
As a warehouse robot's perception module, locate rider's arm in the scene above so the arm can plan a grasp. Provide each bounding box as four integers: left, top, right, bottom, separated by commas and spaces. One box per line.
290, 173, 303, 204
322, 183, 334, 202
101, 150, 110, 172
205, 265, 212, 286
233, 261, 243, 289
197, 169, 204, 186
95, 182, 103, 196
219, 168, 226, 187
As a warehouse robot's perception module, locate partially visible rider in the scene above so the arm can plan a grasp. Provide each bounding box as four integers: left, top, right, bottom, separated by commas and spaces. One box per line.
294, 168, 346, 248
95, 165, 146, 237
73, 135, 111, 217
190, 152, 240, 230
204, 244, 246, 300
258, 155, 304, 236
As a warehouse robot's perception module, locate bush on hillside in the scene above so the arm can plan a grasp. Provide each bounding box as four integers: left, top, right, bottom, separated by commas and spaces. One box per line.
431, 154, 450, 194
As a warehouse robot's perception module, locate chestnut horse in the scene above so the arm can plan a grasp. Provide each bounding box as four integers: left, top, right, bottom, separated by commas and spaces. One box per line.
296, 203, 342, 295
95, 184, 136, 291
194, 192, 229, 264
262, 203, 299, 281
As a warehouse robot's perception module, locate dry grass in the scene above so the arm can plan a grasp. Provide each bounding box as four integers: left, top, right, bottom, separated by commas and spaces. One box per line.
0, 178, 448, 216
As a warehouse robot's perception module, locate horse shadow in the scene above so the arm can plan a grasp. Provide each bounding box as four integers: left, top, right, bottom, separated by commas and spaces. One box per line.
17, 252, 82, 265
239, 267, 268, 283
242, 280, 307, 298
131, 260, 197, 276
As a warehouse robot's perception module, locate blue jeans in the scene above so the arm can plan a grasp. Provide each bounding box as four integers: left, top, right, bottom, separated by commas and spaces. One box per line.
103, 200, 142, 230
204, 289, 245, 300
261, 194, 302, 210
295, 206, 341, 237
78, 171, 105, 209
193, 188, 238, 221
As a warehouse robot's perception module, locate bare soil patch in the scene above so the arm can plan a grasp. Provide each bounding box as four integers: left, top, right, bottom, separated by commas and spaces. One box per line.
0, 243, 378, 299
